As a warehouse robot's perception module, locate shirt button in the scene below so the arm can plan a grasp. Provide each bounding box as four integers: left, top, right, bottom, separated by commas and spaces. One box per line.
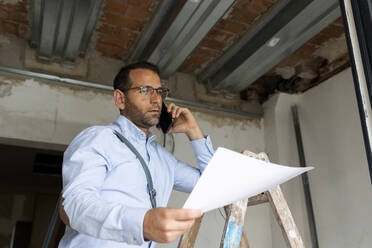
133, 239, 138, 245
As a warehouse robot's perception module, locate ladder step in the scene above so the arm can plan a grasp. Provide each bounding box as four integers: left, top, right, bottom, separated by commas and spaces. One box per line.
247, 194, 268, 206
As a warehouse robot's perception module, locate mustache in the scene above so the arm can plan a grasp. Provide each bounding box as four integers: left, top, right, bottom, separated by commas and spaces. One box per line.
149, 105, 161, 111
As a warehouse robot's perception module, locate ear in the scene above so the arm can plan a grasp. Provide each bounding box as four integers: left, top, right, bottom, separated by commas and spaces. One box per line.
114, 89, 126, 111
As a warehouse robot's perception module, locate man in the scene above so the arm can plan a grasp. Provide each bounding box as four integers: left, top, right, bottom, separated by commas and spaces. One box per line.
58, 61, 214, 247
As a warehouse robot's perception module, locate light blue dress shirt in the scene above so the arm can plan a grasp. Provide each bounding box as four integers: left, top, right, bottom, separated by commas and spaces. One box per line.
58, 115, 214, 248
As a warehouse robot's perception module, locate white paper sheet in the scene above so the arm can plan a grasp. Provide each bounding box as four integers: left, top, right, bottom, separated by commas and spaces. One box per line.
183, 147, 313, 213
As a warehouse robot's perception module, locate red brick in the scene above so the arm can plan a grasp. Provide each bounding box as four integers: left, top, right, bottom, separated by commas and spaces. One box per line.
277, 44, 316, 67
8, 11, 28, 24
233, 0, 251, 9
119, 18, 145, 31
117, 28, 137, 38
179, 59, 198, 73
96, 42, 113, 55
103, 0, 127, 15
97, 34, 126, 48
101, 12, 127, 26
308, 33, 330, 47
112, 46, 126, 59
117, 29, 138, 46
215, 19, 247, 34
179, 61, 195, 73
333, 17, 344, 27
193, 47, 220, 58
207, 29, 236, 44
147, 0, 159, 10
180, 56, 210, 73
322, 24, 344, 38
127, 0, 156, 8
199, 38, 226, 51
293, 44, 317, 57
0, 7, 8, 19
186, 56, 209, 66
96, 42, 125, 58
248, 0, 273, 14
18, 23, 28, 39
4, 2, 27, 12
101, 13, 144, 31
233, 0, 259, 14
125, 5, 151, 21
97, 23, 116, 35
2, 21, 18, 36
230, 7, 260, 25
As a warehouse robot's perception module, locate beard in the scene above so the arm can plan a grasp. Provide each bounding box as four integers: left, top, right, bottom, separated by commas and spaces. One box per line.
122, 97, 160, 129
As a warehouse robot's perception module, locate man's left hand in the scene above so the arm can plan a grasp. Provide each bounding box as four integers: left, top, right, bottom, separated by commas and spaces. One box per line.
166, 103, 204, 141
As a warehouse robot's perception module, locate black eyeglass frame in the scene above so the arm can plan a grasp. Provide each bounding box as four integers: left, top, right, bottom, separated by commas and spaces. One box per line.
119, 85, 170, 100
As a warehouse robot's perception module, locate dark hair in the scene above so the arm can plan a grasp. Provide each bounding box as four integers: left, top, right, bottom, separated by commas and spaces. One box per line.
113, 61, 160, 90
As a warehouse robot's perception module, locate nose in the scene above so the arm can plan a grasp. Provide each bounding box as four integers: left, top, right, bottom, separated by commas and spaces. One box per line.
150, 89, 161, 103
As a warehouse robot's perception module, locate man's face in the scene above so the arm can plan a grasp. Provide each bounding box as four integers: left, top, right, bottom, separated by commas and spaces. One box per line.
122, 68, 162, 130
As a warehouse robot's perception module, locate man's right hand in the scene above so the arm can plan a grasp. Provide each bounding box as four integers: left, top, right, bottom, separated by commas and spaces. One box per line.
59, 197, 70, 227
143, 207, 202, 243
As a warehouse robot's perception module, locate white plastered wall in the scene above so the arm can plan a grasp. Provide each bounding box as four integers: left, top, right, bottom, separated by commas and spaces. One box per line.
264, 68, 372, 248
0, 71, 271, 247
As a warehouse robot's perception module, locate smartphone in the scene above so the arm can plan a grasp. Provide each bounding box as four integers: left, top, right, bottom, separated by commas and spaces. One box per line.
157, 103, 173, 133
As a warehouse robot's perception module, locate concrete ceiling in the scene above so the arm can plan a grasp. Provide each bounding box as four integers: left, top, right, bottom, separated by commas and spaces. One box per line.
0, 0, 349, 103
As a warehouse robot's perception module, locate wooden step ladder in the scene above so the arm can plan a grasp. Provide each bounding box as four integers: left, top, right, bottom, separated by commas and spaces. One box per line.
178, 150, 305, 248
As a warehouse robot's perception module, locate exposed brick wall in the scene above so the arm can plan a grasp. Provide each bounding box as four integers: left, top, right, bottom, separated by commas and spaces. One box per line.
246, 17, 347, 102
179, 0, 275, 74
96, 0, 159, 59
0, 0, 29, 39
268, 17, 345, 74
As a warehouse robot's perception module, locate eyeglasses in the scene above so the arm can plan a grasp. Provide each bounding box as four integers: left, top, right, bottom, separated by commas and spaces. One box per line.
123, 85, 169, 100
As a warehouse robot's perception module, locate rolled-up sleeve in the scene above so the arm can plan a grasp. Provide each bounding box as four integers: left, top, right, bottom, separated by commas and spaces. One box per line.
62, 127, 148, 245
173, 136, 214, 193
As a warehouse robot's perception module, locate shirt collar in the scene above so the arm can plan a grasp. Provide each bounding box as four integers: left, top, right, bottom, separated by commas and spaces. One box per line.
113, 115, 157, 143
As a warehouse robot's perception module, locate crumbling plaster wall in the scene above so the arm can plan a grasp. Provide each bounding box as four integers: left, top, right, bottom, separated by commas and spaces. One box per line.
166, 72, 262, 115
0, 33, 262, 116
0, 34, 124, 87
263, 68, 372, 248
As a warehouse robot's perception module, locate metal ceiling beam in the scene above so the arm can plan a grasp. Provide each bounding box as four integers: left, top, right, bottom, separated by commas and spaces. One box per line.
78, 0, 103, 57
30, 0, 42, 48
128, 0, 181, 63
32, 0, 103, 61
199, 0, 340, 93
64, 0, 96, 60
54, 0, 74, 57
38, 0, 60, 57
148, 0, 236, 79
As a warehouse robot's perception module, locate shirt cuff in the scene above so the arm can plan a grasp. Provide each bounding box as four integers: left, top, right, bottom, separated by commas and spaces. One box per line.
190, 135, 214, 157
121, 207, 149, 246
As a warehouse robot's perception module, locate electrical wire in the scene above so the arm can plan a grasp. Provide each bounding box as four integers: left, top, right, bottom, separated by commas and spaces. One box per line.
162, 133, 175, 154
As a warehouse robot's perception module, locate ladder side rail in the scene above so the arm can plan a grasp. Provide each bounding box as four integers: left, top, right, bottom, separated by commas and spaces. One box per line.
259, 151, 305, 248
177, 216, 203, 248
266, 186, 305, 248
220, 199, 249, 248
